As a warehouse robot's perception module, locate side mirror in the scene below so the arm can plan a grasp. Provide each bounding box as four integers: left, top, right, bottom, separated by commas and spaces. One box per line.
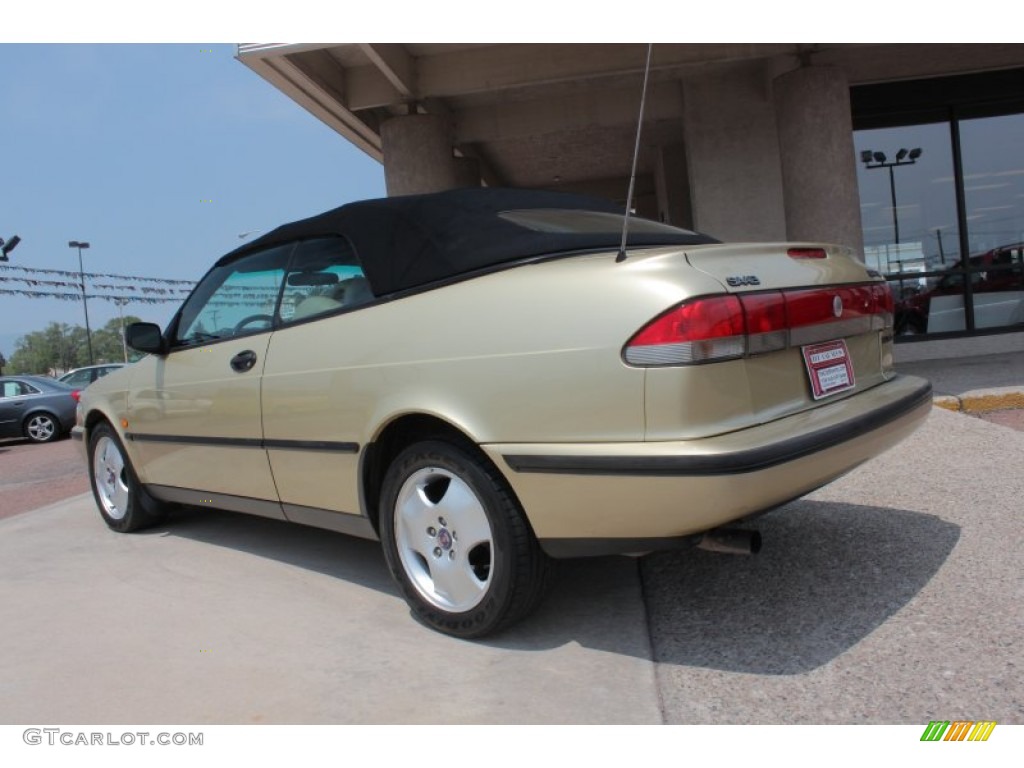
126, 322, 167, 355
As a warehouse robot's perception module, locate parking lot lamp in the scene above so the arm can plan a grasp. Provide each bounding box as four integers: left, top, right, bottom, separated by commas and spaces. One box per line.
68, 240, 94, 365
859, 148, 923, 246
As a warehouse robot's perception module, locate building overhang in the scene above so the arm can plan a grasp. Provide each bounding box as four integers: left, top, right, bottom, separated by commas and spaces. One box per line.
237, 43, 1024, 194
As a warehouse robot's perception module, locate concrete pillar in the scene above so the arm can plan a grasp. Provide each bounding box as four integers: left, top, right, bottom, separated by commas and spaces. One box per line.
654, 143, 693, 228
681, 62, 787, 242
774, 66, 863, 251
380, 114, 481, 196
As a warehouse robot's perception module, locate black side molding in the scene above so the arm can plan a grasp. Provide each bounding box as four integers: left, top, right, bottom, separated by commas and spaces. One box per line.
505, 378, 932, 477
126, 432, 359, 454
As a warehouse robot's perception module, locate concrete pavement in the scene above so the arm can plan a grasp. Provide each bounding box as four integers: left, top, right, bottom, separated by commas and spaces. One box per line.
1, 495, 658, 724
645, 407, 1024, 723
897, 349, 1024, 416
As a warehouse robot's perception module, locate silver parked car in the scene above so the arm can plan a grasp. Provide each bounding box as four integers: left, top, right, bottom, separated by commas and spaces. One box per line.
0, 375, 78, 443
59, 364, 126, 389
75, 188, 931, 637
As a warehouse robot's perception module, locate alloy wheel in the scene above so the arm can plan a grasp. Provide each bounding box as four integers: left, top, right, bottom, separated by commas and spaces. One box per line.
394, 466, 494, 612
92, 435, 129, 521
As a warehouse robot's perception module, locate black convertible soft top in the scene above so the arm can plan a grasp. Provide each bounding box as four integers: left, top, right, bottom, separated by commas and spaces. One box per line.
225, 187, 717, 295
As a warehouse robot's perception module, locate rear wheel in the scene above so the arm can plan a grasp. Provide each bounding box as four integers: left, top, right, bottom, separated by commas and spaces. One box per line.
24, 412, 60, 443
88, 422, 169, 532
379, 440, 552, 638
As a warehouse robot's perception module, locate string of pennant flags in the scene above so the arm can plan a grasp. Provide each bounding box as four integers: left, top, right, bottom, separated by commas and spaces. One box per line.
0, 287, 277, 308
0, 275, 194, 295
0, 287, 182, 304
0, 263, 198, 305
0, 264, 277, 307
0, 263, 197, 286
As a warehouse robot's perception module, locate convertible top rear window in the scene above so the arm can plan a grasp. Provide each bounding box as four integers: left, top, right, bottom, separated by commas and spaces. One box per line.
227, 188, 717, 296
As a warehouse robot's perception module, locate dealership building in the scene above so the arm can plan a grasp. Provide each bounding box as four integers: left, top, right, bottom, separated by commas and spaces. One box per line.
238, 44, 1024, 357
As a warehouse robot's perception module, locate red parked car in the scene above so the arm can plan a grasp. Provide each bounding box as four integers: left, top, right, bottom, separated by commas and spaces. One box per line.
895, 243, 1024, 334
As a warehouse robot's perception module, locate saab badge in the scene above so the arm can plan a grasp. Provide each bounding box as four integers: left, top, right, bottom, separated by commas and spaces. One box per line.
726, 275, 761, 287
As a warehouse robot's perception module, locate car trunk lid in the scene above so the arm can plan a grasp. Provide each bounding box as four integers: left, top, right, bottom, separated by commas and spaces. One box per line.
631, 243, 897, 440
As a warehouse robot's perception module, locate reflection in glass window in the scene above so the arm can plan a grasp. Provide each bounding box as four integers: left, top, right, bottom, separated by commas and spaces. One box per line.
959, 114, 1024, 331
855, 123, 961, 277
853, 69, 1024, 336
175, 244, 293, 345
857, 123, 966, 335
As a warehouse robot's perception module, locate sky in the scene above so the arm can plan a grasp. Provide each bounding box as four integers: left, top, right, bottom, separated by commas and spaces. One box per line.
0, 42, 386, 358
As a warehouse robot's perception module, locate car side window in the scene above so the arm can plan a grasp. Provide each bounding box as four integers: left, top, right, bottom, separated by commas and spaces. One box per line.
280, 237, 372, 323
62, 370, 92, 387
2, 381, 36, 397
173, 243, 293, 346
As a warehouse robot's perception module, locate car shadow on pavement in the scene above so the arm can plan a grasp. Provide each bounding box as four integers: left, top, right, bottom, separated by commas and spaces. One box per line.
129, 498, 958, 668
635, 499, 960, 675
145, 506, 398, 596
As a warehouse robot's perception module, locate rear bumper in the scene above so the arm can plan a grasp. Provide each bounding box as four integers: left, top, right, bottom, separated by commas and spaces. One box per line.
483, 375, 932, 557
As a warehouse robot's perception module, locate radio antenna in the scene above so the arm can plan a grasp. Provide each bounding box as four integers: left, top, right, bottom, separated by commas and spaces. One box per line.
616, 43, 653, 263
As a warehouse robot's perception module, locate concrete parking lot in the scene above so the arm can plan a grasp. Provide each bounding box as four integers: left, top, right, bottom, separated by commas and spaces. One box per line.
1, 405, 1022, 724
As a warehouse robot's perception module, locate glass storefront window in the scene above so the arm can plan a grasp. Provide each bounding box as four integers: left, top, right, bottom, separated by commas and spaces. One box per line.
852, 68, 1024, 337
959, 114, 1024, 331
855, 122, 964, 335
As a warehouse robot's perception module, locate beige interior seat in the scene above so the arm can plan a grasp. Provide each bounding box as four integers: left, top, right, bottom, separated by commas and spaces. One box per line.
292, 295, 342, 319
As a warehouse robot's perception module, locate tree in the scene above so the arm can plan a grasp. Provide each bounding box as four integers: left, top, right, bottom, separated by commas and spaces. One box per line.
90, 315, 145, 364
8, 323, 85, 374
7, 316, 145, 374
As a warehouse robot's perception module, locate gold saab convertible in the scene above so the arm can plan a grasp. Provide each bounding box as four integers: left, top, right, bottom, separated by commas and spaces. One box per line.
75, 188, 931, 638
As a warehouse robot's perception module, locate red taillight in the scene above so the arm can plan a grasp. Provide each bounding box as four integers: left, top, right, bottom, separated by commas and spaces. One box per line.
787, 247, 827, 259
71, 390, 81, 402
784, 288, 836, 328
740, 291, 787, 354
624, 296, 745, 365
624, 281, 894, 366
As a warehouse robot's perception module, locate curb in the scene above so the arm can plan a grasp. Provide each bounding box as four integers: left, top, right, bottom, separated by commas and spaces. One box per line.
932, 387, 1024, 414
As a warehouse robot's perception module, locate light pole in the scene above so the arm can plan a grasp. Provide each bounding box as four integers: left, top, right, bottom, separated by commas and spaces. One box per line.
68, 240, 94, 365
860, 148, 922, 246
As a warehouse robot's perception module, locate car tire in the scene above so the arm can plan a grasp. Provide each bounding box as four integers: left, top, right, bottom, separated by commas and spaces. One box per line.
379, 439, 553, 639
88, 422, 169, 532
23, 412, 61, 443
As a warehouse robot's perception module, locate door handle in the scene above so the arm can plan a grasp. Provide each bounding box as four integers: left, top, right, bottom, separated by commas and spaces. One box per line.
230, 350, 258, 373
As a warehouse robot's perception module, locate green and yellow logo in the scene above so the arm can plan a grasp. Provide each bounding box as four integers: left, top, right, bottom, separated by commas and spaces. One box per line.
921, 721, 997, 741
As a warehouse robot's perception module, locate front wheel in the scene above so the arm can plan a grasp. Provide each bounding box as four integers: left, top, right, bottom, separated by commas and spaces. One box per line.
88, 422, 169, 532
379, 440, 552, 638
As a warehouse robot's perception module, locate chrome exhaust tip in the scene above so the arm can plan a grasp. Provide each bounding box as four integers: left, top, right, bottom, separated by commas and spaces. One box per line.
696, 528, 762, 555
